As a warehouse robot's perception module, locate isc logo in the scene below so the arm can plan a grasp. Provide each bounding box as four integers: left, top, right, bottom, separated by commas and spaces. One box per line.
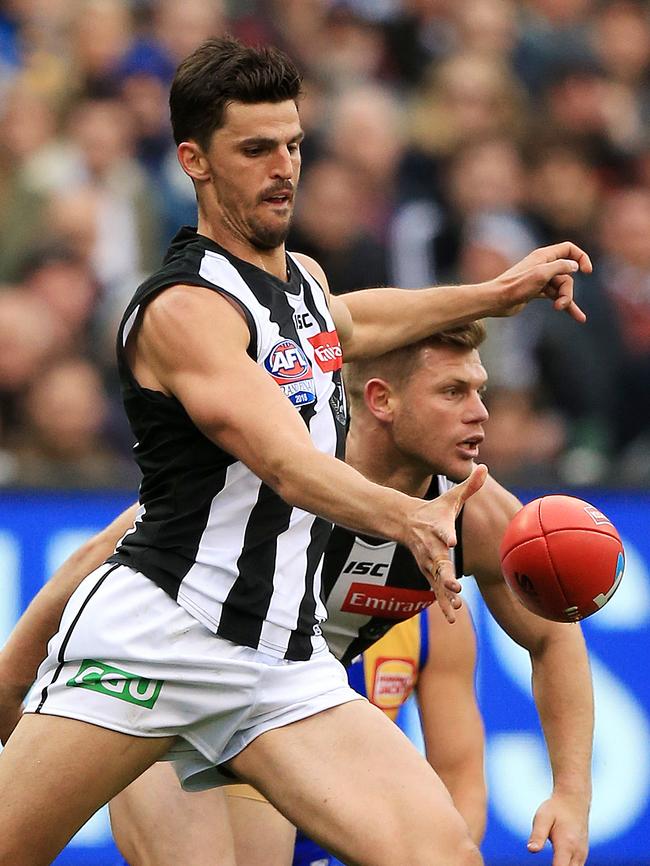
343, 560, 390, 577
264, 340, 311, 381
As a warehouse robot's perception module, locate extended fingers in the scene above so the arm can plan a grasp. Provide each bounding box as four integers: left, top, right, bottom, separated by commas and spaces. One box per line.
451, 463, 488, 512
541, 269, 587, 323
430, 558, 462, 623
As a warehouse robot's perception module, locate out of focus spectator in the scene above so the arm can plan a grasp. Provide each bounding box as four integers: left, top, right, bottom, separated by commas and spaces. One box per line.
1, 95, 163, 297
591, 188, 650, 478
526, 145, 603, 249
410, 52, 528, 161
515, 0, 597, 96
0, 289, 66, 477
20, 246, 101, 356
538, 58, 639, 179
454, 212, 568, 486
382, 0, 457, 87
289, 158, 389, 294
390, 136, 528, 287
0, 0, 648, 488
327, 83, 407, 238
8, 357, 138, 489
454, 0, 518, 62
68, 0, 134, 97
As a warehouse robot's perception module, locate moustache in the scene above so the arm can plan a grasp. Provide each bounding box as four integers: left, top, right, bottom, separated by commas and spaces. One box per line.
258, 181, 294, 203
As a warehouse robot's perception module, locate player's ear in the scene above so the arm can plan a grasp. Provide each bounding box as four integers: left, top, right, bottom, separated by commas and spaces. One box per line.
364, 378, 395, 422
177, 140, 211, 182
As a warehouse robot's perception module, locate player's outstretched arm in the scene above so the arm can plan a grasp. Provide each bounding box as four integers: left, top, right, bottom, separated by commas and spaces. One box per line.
136, 287, 487, 621
0, 503, 138, 744
417, 603, 487, 845
294, 243, 591, 362
463, 476, 592, 866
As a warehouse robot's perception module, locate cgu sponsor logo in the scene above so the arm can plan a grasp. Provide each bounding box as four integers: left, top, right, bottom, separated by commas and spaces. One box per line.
341, 582, 434, 620
264, 339, 316, 407
308, 331, 343, 373
371, 657, 416, 711
67, 659, 164, 709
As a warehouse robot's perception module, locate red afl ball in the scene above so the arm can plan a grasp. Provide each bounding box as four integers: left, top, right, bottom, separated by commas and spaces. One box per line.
499, 495, 625, 622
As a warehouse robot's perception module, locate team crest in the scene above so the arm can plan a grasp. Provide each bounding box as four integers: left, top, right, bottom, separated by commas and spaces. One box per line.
264, 339, 316, 407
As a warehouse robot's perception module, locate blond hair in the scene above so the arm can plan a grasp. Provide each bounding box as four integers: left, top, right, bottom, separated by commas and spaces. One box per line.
344, 321, 486, 409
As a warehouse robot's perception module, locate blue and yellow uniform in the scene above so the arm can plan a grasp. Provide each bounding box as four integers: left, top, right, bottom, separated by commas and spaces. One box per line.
292, 611, 430, 866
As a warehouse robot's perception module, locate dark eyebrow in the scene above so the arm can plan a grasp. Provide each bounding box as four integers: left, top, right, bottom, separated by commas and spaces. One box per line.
240, 131, 304, 148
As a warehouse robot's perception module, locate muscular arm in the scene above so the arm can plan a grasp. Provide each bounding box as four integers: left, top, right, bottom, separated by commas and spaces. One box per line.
0, 504, 138, 743
417, 603, 486, 845
462, 477, 593, 866
133, 286, 486, 619
294, 242, 592, 362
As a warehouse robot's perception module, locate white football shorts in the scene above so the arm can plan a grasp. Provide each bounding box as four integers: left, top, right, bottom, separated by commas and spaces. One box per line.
25, 563, 362, 790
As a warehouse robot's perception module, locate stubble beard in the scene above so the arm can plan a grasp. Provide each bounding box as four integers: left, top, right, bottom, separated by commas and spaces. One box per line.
248, 207, 293, 250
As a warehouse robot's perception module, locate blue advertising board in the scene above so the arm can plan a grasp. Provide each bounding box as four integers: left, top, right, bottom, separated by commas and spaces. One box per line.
0, 489, 648, 866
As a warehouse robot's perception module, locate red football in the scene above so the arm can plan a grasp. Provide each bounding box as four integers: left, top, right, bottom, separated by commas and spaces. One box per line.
499, 495, 625, 622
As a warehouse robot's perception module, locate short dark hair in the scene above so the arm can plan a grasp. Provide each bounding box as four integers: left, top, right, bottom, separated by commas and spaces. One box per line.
345, 321, 487, 409
170, 36, 303, 149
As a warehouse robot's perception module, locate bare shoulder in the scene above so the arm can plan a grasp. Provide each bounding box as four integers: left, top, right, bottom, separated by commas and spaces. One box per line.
142, 284, 249, 345
291, 252, 331, 297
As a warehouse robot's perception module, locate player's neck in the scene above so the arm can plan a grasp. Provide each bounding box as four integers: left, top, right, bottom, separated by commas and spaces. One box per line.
346, 425, 432, 499
196, 215, 288, 281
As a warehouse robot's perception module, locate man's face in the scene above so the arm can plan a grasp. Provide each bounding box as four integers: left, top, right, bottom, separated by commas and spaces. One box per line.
204, 99, 302, 250
389, 345, 489, 482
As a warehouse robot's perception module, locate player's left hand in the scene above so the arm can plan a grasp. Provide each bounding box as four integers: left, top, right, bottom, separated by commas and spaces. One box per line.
527, 792, 590, 866
408, 464, 488, 623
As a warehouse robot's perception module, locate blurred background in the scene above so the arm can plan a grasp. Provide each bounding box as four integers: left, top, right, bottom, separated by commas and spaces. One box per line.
0, 0, 649, 863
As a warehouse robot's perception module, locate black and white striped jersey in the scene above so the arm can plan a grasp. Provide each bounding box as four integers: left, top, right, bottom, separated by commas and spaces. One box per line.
110, 227, 347, 661
321, 475, 464, 667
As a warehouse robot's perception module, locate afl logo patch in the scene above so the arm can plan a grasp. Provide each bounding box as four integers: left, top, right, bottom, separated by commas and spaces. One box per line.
264, 339, 316, 407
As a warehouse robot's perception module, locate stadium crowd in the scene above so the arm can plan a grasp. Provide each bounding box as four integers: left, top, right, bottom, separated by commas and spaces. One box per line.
0, 0, 649, 489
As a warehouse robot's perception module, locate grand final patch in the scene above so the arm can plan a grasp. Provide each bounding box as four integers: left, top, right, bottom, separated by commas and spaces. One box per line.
264, 339, 316, 407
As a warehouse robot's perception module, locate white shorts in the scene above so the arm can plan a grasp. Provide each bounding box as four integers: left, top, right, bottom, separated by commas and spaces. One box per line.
25, 563, 362, 790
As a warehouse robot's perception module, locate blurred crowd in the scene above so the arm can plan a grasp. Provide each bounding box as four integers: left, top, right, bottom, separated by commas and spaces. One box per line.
0, 0, 650, 489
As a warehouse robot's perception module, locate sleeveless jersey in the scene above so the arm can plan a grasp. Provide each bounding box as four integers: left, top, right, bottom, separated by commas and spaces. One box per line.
109, 227, 347, 661
321, 475, 464, 666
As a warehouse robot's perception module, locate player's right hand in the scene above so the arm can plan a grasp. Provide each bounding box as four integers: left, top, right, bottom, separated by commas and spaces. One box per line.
407, 464, 488, 623
491, 241, 592, 323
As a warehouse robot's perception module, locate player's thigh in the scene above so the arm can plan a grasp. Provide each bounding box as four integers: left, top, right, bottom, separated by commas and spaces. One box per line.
110, 762, 236, 866
229, 700, 482, 866
0, 713, 173, 866
225, 787, 295, 866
